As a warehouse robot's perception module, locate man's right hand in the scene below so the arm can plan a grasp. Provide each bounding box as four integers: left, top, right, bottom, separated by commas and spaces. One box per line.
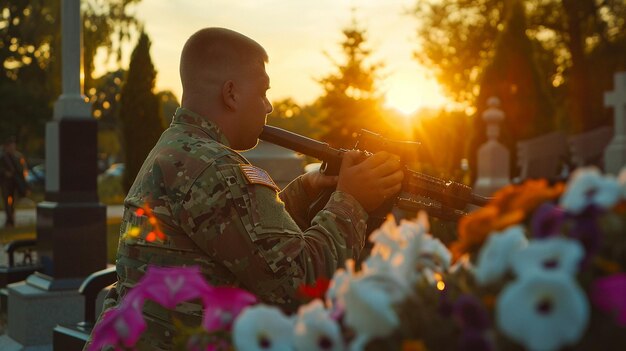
336, 150, 404, 212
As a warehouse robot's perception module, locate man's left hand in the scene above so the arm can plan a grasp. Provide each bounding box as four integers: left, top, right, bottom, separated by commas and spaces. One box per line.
301, 169, 338, 199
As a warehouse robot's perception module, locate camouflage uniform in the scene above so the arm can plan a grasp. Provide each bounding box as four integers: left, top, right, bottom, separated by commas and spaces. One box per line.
87, 107, 368, 350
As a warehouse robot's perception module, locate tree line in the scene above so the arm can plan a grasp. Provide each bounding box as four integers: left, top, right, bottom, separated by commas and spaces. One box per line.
2, 0, 625, 190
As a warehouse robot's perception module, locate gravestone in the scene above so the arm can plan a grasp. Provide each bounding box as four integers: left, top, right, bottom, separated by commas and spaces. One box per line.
0, 0, 106, 349
516, 131, 568, 181
474, 97, 510, 196
242, 140, 305, 189
568, 126, 613, 169
604, 72, 626, 175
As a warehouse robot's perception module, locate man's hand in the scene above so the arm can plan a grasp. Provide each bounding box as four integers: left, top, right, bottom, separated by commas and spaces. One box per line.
301, 167, 338, 199
336, 150, 404, 212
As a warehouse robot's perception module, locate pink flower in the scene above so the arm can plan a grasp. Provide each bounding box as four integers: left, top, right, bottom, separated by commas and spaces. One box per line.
137, 266, 214, 309
88, 301, 146, 351
591, 273, 626, 326
203, 286, 257, 331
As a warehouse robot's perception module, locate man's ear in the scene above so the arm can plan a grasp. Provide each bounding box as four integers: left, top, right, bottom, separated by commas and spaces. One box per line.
222, 80, 237, 111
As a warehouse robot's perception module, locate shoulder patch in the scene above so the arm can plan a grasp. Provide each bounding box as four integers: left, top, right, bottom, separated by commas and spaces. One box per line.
239, 164, 280, 192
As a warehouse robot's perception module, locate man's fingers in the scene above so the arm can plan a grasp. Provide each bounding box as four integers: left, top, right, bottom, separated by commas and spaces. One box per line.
359, 151, 395, 168
379, 169, 404, 189
341, 150, 362, 169
371, 157, 402, 178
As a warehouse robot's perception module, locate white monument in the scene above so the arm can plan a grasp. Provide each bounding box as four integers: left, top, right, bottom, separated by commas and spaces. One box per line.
604, 71, 626, 175
474, 97, 510, 196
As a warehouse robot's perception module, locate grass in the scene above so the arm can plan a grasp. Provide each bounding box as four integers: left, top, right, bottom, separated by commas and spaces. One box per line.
0, 217, 122, 264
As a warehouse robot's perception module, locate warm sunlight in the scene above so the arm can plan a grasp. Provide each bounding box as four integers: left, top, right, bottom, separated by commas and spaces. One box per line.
383, 72, 450, 117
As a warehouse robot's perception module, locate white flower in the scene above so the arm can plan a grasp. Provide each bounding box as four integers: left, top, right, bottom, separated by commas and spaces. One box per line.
325, 259, 356, 312
364, 214, 450, 288
510, 237, 584, 278
232, 304, 294, 351
560, 167, 621, 214
496, 273, 589, 351
343, 274, 400, 351
474, 225, 528, 285
294, 299, 344, 351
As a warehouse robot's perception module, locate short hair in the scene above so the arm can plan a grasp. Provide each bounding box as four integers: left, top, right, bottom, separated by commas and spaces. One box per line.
179, 27, 268, 92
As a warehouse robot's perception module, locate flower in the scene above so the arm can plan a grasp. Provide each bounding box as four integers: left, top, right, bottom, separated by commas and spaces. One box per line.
473, 225, 528, 285
88, 300, 146, 351
531, 202, 566, 238
451, 179, 563, 260
510, 236, 584, 278
233, 304, 294, 351
135, 265, 214, 310
496, 273, 589, 351
299, 277, 331, 301
203, 286, 257, 331
560, 167, 622, 215
591, 273, 626, 327
293, 299, 345, 351
342, 274, 400, 351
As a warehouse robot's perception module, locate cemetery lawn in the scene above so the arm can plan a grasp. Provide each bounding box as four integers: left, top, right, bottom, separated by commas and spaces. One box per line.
0, 217, 122, 264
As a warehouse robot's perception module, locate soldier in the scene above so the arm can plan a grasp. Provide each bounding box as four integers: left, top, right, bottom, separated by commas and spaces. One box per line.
87, 27, 403, 350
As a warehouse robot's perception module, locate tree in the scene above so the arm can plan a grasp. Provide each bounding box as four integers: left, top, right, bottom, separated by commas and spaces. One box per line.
411, 0, 626, 132
315, 19, 389, 149
472, 0, 556, 179
0, 0, 139, 156
119, 32, 164, 193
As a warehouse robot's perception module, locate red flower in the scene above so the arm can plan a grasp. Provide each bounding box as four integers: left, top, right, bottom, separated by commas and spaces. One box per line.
298, 277, 330, 300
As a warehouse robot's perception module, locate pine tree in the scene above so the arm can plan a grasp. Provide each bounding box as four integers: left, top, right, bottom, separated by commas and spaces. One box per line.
315, 20, 387, 149
119, 32, 164, 193
470, 0, 555, 179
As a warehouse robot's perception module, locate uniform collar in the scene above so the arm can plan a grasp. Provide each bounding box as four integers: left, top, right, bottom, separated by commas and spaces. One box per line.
172, 107, 231, 147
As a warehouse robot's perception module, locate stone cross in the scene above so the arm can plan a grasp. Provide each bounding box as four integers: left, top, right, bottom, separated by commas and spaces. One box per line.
604, 72, 626, 175
474, 97, 510, 196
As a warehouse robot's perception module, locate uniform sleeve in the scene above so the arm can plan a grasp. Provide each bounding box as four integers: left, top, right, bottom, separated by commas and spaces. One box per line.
178, 163, 368, 307
278, 175, 314, 230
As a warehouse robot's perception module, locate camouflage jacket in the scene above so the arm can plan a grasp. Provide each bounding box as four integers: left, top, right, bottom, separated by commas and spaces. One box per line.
88, 107, 369, 350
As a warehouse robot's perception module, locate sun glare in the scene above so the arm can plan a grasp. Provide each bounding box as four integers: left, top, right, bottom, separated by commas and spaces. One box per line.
384, 73, 449, 117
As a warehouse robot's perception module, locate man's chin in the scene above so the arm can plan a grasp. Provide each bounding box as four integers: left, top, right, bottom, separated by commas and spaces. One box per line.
236, 139, 259, 152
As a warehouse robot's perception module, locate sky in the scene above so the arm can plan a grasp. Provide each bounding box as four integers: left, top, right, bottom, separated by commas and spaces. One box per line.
94, 0, 449, 115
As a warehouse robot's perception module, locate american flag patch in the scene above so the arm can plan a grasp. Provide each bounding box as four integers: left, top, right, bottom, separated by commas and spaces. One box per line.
239, 164, 280, 192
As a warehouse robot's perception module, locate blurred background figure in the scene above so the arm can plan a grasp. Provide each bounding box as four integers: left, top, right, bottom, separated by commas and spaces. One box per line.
0, 136, 28, 228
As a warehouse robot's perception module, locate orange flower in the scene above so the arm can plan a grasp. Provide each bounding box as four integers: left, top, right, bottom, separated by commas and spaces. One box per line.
402, 339, 428, 351
450, 180, 563, 261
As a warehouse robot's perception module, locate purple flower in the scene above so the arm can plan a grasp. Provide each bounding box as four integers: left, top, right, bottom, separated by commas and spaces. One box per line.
531, 203, 565, 238
567, 205, 603, 261
202, 286, 257, 331
453, 295, 490, 332
459, 330, 493, 351
591, 273, 626, 326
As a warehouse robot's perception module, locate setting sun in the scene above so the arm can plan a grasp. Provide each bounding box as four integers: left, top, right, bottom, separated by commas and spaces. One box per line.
383, 70, 450, 116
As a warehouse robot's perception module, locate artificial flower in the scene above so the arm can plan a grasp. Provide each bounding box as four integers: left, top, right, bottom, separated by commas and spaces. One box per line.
232, 304, 294, 351
135, 266, 213, 310
496, 273, 589, 351
88, 301, 146, 351
473, 225, 528, 285
203, 286, 257, 331
510, 236, 584, 278
560, 167, 622, 215
299, 277, 331, 301
591, 273, 626, 327
342, 274, 400, 351
293, 299, 345, 351
530, 202, 566, 238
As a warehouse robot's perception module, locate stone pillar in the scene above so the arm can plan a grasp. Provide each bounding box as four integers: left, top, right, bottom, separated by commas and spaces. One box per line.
604, 72, 626, 175
474, 97, 510, 196
0, 0, 105, 348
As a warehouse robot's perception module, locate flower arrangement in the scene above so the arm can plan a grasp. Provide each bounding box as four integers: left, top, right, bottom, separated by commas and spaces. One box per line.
90, 167, 626, 351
